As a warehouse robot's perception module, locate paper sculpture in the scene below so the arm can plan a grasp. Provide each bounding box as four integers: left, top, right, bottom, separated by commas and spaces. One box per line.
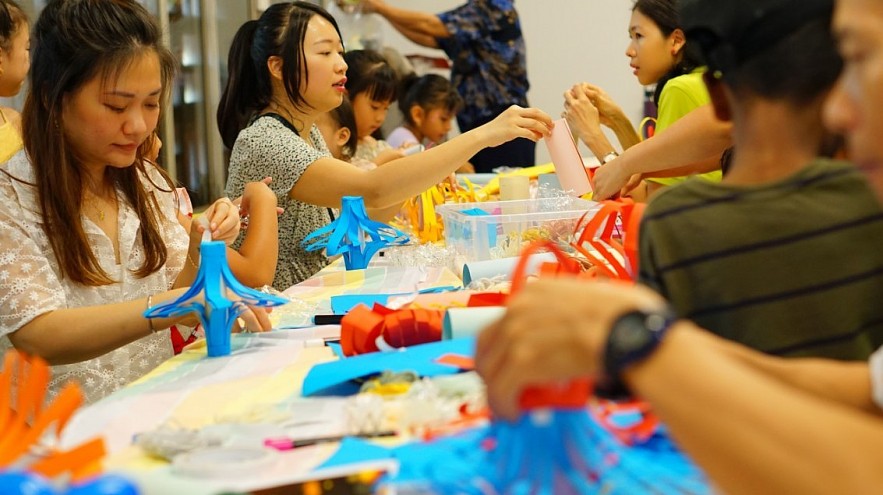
303, 196, 409, 270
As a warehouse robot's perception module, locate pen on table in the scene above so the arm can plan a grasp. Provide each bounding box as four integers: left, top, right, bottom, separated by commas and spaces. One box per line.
312, 314, 344, 325
263, 431, 398, 450
303, 336, 341, 348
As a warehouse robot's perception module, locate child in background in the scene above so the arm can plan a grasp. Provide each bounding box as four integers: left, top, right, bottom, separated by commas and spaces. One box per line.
0, 0, 28, 162
343, 49, 405, 166
387, 73, 473, 172
388, 74, 461, 149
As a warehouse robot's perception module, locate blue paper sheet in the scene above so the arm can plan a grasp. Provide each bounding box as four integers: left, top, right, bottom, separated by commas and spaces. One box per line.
317, 437, 392, 470
330, 294, 395, 314
329, 287, 460, 315
302, 338, 475, 397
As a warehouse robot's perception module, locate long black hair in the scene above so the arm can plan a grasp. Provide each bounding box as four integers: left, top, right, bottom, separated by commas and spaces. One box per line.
217, 2, 342, 149
632, 0, 702, 105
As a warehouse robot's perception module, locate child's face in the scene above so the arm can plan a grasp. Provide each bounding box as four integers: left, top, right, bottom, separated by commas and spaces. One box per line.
625, 9, 682, 86
301, 15, 348, 114
418, 106, 455, 144
351, 92, 391, 139
0, 22, 30, 98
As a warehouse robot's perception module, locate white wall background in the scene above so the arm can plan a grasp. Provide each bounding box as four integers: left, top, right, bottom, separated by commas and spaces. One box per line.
373, 0, 644, 164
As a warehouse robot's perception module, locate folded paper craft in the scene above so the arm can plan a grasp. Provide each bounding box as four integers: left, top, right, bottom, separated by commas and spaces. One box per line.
303, 196, 409, 270
145, 239, 288, 357
545, 118, 593, 197
339, 304, 445, 357
0, 350, 139, 494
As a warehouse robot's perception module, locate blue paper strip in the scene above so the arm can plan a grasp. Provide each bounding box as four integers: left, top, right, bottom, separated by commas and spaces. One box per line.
302, 338, 475, 397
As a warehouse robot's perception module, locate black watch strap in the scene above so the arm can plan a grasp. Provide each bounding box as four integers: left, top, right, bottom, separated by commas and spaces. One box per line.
596, 307, 676, 399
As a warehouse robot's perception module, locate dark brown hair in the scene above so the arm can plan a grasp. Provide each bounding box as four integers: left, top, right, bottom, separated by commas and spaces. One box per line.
0, 0, 26, 51
21, 0, 177, 286
325, 95, 358, 159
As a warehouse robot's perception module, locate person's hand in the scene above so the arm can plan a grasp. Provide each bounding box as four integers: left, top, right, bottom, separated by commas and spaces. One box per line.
621, 173, 645, 198
591, 158, 632, 200
578, 83, 627, 129
200, 197, 241, 245
360, 0, 383, 13
338, 0, 382, 13
475, 278, 666, 421
232, 302, 273, 333
479, 105, 553, 149
232, 178, 284, 228
563, 84, 603, 141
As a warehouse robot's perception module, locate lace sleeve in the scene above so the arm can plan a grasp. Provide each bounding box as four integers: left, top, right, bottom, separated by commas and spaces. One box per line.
0, 179, 66, 337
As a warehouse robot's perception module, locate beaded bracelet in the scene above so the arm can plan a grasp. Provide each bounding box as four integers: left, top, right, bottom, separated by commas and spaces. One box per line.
186, 250, 200, 270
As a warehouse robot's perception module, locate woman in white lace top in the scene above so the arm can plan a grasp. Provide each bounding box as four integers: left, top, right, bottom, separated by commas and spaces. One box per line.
0, 0, 265, 403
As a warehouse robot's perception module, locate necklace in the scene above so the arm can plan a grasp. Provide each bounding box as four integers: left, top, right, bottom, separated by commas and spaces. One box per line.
93, 202, 106, 221
85, 193, 116, 222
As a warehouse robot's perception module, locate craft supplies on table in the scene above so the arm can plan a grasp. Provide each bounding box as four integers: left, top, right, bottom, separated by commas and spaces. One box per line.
437, 196, 600, 263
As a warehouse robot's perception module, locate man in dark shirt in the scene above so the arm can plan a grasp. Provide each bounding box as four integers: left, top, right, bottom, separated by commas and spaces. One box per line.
362, 0, 534, 173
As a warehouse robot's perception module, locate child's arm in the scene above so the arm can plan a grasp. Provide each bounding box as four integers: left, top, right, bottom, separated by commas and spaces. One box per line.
372, 148, 405, 166
226, 181, 279, 287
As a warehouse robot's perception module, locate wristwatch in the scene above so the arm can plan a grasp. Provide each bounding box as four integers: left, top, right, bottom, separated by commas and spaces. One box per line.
600, 151, 619, 165
595, 306, 676, 399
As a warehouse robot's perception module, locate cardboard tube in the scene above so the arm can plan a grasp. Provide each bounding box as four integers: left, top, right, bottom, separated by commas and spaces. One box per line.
443, 306, 507, 339
462, 252, 558, 285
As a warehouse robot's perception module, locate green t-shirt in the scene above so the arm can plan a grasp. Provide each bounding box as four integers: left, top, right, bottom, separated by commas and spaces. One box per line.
647, 68, 722, 186
639, 159, 883, 359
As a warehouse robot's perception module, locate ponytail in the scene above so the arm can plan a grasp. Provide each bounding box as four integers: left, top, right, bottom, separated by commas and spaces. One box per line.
218, 20, 267, 149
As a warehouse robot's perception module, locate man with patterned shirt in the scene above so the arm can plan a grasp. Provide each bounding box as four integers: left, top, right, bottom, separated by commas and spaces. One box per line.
360, 0, 534, 173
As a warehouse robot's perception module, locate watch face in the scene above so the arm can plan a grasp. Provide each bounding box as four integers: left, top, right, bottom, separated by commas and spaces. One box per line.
601, 309, 674, 399
615, 313, 654, 349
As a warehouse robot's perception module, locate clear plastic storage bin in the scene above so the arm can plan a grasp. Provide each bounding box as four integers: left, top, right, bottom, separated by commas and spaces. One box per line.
437, 197, 600, 262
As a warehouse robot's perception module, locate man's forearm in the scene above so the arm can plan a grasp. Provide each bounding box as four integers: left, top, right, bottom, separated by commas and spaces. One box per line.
387, 17, 440, 48
627, 324, 883, 494
373, 3, 449, 39
707, 333, 878, 414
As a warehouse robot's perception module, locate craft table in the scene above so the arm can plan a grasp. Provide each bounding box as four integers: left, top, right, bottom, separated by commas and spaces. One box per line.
59, 264, 462, 494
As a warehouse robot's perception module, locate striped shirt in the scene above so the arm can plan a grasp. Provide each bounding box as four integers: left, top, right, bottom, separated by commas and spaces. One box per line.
639, 159, 883, 359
